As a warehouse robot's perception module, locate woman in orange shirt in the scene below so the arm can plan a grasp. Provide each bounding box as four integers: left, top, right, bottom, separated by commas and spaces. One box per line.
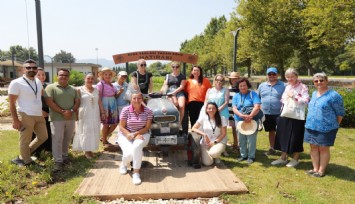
185, 65, 212, 127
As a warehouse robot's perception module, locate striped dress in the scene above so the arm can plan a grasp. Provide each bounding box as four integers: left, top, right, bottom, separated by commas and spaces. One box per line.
228, 86, 239, 121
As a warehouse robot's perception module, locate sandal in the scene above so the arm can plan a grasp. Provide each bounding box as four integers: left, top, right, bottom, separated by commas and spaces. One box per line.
305, 170, 317, 175
312, 172, 325, 178
103, 141, 113, 147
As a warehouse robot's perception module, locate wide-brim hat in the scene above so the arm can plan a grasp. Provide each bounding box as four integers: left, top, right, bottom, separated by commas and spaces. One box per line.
98, 67, 116, 77
228, 71, 241, 79
237, 120, 257, 135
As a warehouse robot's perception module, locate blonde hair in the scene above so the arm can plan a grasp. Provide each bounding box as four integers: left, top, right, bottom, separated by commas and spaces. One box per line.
213, 74, 225, 85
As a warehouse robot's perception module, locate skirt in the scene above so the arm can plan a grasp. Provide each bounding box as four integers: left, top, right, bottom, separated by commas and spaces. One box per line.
304, 128, 338, 146
101, 96, 119, 125
274, 117, 305, 154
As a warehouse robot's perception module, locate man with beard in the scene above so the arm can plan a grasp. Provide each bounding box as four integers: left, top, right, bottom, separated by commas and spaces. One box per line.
8, 59, 48, 167
45, 68, 80, 172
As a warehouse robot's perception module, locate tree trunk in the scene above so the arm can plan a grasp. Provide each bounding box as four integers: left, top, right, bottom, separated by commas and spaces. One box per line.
300, 50, 314, 76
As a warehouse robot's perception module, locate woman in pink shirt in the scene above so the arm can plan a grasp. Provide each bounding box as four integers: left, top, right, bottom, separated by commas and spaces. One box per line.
96, 67, 119, 147
116, 91, 153, 185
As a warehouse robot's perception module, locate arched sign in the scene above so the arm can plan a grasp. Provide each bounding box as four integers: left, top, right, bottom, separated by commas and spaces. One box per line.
112, 50, 198, 64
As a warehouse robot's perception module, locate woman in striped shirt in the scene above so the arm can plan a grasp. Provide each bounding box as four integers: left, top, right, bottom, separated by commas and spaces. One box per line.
116, 91, 153, 185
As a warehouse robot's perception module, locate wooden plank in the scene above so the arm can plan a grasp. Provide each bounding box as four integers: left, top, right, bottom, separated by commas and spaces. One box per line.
75, 148, 248, 200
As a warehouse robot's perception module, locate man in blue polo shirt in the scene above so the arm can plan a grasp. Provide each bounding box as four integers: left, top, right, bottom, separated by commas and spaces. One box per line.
258, 67, 285, 156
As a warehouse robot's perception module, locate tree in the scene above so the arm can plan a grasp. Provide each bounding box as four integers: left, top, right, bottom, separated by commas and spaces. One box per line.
53, 50, 76, 63
0, 45, 38, 62
68, 70, 84, 86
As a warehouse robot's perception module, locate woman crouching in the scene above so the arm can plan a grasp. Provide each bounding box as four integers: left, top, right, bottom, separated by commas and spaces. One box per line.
116, 91, 153, 185
191, 102, 227, 166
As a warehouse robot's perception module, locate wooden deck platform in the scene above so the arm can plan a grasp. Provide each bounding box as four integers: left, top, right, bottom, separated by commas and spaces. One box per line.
75, 148, 248, 201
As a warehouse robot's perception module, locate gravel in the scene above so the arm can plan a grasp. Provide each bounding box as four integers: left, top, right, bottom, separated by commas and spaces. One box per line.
101, 197, 224, 204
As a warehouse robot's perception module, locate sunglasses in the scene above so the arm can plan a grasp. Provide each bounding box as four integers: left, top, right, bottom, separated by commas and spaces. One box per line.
25, 66, 38, 70
215, 79, 224, 82
172, 66, 180, 69
313, 79, 324, 83
267, 73, 276, 76
140, 64, 147, 67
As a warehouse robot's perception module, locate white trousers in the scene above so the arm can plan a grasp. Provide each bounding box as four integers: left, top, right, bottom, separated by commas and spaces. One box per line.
117, 132, 150, 169
201, 143, 226, 166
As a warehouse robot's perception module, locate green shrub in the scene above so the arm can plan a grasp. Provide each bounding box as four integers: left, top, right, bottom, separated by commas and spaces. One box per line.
337, 88, 355, 128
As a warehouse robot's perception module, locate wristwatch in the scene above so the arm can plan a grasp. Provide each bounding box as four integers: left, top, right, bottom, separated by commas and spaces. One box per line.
70, 109, 74, 112
214, 141, 218, 144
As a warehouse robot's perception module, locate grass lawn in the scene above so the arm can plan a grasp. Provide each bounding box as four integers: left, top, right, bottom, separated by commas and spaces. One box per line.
1, 128, 354, 203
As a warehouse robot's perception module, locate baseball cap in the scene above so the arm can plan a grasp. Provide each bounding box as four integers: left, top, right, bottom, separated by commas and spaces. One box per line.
266, 67, 278, 74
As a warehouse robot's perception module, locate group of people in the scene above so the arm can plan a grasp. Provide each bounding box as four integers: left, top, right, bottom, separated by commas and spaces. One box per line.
8, 59, 345, 187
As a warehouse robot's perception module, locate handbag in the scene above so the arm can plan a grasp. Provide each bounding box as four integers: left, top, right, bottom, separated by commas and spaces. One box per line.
124, 83, 135, 101
280, 97, 305, 120
239, 91, 264, 120
240, 106, 264, 120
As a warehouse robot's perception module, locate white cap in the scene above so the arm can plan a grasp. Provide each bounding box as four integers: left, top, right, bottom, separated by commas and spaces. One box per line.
118, 71, 128, 76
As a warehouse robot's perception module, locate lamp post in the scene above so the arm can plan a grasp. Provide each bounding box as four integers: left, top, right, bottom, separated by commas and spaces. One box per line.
231, 28, 242, 72
44, 55, 54, 83
95, 48, 99, 66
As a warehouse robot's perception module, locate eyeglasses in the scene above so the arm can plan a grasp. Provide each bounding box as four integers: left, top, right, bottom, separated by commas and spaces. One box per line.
313, 79, 324, 83
172, 66, 180, 69
25, 66, 38, 70
140, 64, 147, 67
267, 73, 276, 76
58, 74, 69, 77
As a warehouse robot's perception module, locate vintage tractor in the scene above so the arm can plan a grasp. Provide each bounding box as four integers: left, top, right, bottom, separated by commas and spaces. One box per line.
146, 93, 201, 167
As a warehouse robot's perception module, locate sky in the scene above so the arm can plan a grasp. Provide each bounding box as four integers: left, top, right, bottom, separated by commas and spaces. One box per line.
1, 0, 237, 64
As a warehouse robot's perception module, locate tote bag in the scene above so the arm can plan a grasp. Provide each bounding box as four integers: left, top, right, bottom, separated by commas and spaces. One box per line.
280, 97, 305, 120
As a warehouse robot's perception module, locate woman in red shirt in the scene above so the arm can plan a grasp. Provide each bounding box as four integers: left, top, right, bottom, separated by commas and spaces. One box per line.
185, 65, 212, 127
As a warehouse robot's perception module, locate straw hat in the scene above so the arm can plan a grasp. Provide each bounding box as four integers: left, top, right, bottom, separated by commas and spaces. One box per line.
98, 67, 116, 78
237, 120, 258, 135
228, 72, 241, 79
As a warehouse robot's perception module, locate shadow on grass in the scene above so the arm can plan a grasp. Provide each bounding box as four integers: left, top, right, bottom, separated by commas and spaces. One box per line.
223, 147, 355, 182
51, 154, 95, 183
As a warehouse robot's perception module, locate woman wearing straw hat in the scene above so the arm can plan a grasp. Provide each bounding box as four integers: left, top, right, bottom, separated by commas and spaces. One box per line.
232, 78, 261, 164
96, 67, 119, 147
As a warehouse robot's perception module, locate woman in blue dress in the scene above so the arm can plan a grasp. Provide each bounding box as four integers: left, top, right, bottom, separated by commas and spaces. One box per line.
304, 72, 345, 177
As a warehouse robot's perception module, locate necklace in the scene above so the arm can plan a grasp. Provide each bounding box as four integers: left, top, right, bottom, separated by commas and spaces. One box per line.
208, 118, 216, 135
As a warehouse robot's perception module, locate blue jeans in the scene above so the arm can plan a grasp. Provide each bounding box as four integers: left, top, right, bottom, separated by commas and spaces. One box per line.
236, 122, 258, 160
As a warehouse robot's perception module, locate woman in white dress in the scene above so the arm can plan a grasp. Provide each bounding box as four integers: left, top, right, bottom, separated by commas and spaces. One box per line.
73, 74, 104, 158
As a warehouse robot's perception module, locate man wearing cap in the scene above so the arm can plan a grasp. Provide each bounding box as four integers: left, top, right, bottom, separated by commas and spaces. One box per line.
8, 59, 48, 167
258, 67, 285, 156
113, 71, 130, 115
45, 68, 80, 172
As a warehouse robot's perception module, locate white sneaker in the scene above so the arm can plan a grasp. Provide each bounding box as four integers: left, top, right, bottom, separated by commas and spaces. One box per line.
286, 159, 299, 167
214, 158, 221, 164
271, 158, 288, 165
132, 173, 141, 185
119, 164, 127, 175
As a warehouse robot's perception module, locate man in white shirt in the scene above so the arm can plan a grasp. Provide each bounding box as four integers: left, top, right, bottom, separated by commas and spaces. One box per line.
8, 59, 48, 167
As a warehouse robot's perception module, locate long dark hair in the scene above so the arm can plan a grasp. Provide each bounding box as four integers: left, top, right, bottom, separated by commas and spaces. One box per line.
205, 102, 222, 127
189, 65, 204, 84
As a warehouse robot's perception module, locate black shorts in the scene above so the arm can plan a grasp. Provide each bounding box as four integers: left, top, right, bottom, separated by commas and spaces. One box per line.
263, 114, 279, 132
